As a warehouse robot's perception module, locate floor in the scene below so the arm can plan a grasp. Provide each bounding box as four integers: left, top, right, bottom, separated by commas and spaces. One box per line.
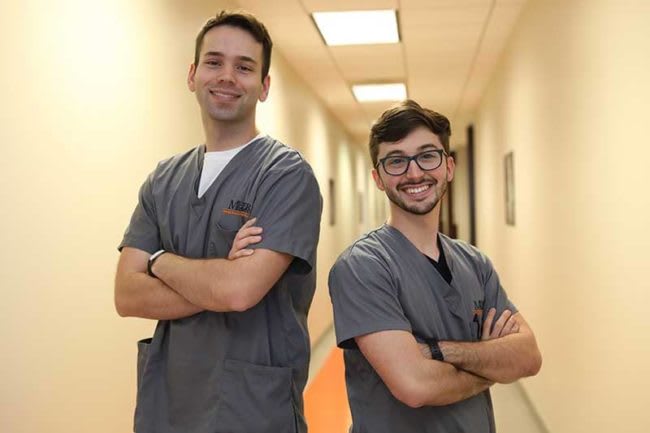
305, 327, 547, 433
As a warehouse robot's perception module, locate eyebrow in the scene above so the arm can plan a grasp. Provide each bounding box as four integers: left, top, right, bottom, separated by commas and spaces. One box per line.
203, 51, 258, 64
383, 143, 439, 158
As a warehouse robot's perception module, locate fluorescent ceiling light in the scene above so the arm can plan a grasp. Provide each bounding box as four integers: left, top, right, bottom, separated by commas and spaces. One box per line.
352, 83, 407, 102
312, 10, 399, 46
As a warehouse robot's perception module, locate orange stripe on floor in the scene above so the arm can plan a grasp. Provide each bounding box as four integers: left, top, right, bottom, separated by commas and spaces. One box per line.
304, 348, 351, 433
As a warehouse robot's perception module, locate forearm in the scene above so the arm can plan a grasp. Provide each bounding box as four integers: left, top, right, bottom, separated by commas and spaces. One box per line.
115, 271, 202, 320
356, 330, 493, 409
409, 358, 493, 407
151, 248, 292, 312
151, 253, 238, 311
439, 332, 542, 383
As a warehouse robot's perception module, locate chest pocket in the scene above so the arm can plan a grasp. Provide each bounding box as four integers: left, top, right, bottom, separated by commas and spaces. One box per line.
209, 213, 245, 258
209, 229, 236, 258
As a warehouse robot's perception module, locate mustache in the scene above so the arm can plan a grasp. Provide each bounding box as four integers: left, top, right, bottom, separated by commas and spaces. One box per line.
397, 178, 437, 189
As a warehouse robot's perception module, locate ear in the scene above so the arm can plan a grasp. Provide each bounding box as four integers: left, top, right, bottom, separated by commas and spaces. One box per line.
372, 168, 385, 191
259, 75, 271, 102
187, 63, 197, 92
446, 154, 455, 182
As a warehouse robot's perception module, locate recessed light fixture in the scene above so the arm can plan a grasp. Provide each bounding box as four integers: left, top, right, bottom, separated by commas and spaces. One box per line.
312, 10, 399, 46
352, 83, 407, 102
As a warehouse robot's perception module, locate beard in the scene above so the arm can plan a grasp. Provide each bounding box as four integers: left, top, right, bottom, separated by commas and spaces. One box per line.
384, 176, 448, 216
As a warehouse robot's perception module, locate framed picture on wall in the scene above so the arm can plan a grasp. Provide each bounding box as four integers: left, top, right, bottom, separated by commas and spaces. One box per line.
504, 151, 515, 225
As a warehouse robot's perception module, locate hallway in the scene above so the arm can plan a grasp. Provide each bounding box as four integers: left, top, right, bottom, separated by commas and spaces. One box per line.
2, 1, 650, 432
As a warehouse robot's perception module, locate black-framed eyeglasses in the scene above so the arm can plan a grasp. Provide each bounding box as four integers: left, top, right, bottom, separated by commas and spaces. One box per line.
376, 149, 447, 176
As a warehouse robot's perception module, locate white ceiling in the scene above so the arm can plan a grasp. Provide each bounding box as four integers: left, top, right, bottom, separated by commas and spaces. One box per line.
237, 0, 527, 145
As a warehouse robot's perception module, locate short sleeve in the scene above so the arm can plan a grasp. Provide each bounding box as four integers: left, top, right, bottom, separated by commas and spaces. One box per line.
118, 171, 161, 254
328, 251, 412, 349
480, 254, 517, 316
251, 162, 322, 273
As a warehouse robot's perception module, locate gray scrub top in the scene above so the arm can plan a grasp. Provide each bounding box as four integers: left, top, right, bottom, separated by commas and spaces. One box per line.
119, 136, 322, 433
328, 224, 516, 433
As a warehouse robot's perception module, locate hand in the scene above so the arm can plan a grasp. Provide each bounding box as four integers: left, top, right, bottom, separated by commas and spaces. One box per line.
481, 308, 519, 340
228, 218, 263, 260
418, 342, 432, 360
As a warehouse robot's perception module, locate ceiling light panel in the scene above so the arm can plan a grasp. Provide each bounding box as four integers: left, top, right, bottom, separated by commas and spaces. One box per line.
312, 10, 400, 46
352, 83, 407, 102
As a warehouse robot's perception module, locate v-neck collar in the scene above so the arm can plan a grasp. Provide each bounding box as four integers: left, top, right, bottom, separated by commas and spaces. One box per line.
190, 135, 265, 215
381, 224, 465, 322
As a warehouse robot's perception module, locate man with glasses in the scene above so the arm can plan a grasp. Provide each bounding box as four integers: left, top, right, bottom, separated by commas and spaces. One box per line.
115, 11, 322, 433
328, 100, 541, 433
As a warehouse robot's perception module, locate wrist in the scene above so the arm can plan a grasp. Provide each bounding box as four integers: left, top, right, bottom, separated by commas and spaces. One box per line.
426, 338, 445, 361
147, 249, 167, 278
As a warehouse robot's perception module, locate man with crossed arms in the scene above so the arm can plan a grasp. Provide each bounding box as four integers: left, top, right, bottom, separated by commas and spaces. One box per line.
115, 11, 321, 433
328, 100, 541, 433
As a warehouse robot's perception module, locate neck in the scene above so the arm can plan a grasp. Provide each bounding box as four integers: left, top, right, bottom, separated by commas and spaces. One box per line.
202, 113, 258, 152
387, 205, 441, 259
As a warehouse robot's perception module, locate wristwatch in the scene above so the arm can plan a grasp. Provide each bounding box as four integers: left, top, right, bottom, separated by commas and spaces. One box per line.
427, 338, 445, 361
147, 249, 166, 278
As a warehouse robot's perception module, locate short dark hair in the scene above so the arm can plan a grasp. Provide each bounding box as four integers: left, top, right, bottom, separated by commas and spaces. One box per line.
194, 10, 273, 81
369, 99, 452, 166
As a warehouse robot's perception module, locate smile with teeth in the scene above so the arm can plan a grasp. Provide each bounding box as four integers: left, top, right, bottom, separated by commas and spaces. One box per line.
403, 184, 431, 194
210, 90, 240, 99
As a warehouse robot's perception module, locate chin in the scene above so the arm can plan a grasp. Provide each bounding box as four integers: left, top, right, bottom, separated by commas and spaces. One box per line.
405, 205, 436, 216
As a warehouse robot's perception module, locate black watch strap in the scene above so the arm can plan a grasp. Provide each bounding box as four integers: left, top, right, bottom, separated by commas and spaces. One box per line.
427, 338, 444, 361
147, 249, 166, 278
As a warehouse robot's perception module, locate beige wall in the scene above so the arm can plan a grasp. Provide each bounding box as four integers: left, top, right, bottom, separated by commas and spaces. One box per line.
474, 1, 650, 432
0, 1, 378, 431
257, 48, 381, 341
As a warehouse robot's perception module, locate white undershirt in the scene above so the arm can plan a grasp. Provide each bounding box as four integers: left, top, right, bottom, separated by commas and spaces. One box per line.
197, 134, 262, 198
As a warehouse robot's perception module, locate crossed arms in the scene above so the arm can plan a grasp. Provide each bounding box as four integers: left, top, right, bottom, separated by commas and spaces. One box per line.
355, 308, 542, 408
114, 219, 291, 319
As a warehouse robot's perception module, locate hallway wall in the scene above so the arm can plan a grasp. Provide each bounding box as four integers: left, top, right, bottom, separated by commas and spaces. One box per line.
473, 1, 650, 432
0, 1, 378, 432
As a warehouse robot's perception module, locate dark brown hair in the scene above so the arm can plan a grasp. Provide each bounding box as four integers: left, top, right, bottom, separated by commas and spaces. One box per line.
194, 10, 273, 81
369, 99, 451, 165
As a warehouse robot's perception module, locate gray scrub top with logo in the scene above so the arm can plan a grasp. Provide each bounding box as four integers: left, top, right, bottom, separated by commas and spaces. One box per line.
328, 225, 516, 433
119, 136, 322, 433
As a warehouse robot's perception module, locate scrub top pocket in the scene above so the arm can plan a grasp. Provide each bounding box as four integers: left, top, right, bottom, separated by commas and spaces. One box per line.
215, 359, 296, 433
136, 338, 152, 390
209, 228, 237, 258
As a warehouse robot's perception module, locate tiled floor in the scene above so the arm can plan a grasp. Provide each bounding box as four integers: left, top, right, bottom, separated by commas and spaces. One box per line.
305, 327, 547, 433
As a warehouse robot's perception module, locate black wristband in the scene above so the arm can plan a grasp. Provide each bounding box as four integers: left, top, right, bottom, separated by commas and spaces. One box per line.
147, 250, 166, 278
427, 339, 444, 361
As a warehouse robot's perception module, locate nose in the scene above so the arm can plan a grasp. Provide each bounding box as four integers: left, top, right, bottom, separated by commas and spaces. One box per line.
404, 158, 424, 179
218, 63, 236, 84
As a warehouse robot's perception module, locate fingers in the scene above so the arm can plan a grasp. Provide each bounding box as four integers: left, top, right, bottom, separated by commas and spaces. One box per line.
235, 218, 263, 239
228, 218, 263, 260
418, 343, 432, 360
229, 249, 255, 260
232, 231, 262, 250
482, 308, 520, 340
481, 308, 496, 340
500, 314, 520, 337
491, 309, 512, 338
240, 217, 258, 230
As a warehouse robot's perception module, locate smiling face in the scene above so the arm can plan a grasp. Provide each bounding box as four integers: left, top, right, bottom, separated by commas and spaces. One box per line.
372, 126, 455, 216
187, 25, 270, 127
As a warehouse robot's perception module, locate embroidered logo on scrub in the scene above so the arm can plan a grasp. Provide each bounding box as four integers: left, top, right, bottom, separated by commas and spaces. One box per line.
472, 300, 485, 339
223, 199, 252, 218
